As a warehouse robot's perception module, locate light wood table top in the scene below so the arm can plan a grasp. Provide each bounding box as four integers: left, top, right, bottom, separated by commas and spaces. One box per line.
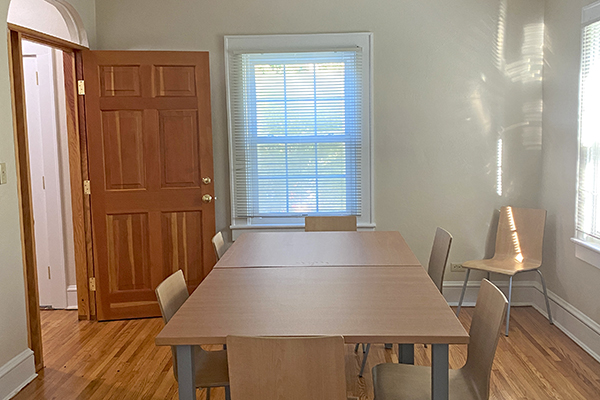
155, 266, 469, 346
215, 231, 421, 268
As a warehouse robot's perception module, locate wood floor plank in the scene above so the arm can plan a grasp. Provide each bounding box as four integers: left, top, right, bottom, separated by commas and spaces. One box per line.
12, 307, 600, 399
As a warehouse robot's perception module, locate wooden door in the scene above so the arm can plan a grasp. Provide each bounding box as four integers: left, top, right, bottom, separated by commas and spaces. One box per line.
83, 51, 216, 320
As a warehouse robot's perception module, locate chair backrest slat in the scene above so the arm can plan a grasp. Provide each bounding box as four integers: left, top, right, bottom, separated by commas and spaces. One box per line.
427, 227, 452, 293
305, 216, 357, 232
226, 336, 347, 400
463, 279, 508, 399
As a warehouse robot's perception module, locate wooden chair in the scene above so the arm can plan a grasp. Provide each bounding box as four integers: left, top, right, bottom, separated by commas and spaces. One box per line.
305, 215, 357, 231
426, 227, 453, 293
155, 270, 230, 400
456, 206, 553, 336
356, 227, 453, 377
372, 279, 508, 400
212, 231, 227, 260
226, 336, 357, 400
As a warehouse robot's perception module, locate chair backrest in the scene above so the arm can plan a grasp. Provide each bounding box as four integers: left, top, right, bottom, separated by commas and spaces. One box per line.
155, 270, 189, 380
305, 216, 357, 232
427, 227, 452, 293
493, 206, 546, 265
463, 279, 508, 399
212, 231, 226, 260
226, 336, 347, 400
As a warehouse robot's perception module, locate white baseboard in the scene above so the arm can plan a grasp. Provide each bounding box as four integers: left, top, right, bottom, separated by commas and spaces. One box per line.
0, 349, 36, 400
66, 285, 78, 310
444, 279, 536, 307
443, 279, 600, 364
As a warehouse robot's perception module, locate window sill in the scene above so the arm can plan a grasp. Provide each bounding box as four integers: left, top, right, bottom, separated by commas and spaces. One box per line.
571, 237, 600, 270
230, 223, 377, 240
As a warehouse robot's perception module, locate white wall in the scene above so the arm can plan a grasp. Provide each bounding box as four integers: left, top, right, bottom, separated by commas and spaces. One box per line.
94, 0, 547, 284
0, 0, 31, 371
541, 0, 600, 323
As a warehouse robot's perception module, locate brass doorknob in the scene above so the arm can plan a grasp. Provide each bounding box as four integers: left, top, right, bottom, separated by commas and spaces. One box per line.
202, 194, 213, 203
202, 177, 212, 185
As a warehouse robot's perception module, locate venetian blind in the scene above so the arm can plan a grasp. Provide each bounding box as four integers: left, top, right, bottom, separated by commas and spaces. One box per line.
577, 19, 600, 240
228, 50, 363, 218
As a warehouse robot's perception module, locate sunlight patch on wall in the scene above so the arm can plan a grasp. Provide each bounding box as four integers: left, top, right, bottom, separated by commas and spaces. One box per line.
497, 137, 503, 196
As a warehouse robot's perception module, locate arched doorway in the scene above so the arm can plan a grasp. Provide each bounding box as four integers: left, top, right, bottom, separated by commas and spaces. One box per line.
8, 0, 88, 47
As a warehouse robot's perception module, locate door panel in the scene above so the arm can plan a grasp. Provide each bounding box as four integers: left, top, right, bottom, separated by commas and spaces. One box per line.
100, 66, 142, 97
159, 110, 200, 187
153, 66, 196, 96
102, 110, 146, 190
84, 51, 216, 320
106, 213, 151, 293
161, 211, 205, 287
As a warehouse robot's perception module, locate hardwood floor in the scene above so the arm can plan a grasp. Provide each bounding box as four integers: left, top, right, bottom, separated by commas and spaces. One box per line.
13, 307, 600, 399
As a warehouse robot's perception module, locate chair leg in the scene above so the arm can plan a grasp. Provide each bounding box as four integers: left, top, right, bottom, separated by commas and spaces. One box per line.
359, 343, 371, 377
505, 275, 513, 336
206, 387, 210, 400
487, 271, 491, 281
354, 343, 360, 352
456, 268, 471, 316
225, 386, 231, 400
536, 269, 553, 325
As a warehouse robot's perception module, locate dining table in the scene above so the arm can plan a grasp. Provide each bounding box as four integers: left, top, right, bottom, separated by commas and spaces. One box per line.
155, 231, 469, 400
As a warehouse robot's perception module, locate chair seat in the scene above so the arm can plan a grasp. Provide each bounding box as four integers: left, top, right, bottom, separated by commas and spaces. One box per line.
372, 363, 482, 400
195, 348, 229, 388
462, 257, 540, 276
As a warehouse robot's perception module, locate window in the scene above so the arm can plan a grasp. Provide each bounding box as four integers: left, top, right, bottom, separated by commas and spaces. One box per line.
225, 33, 373, 233
577, 3, 600, 248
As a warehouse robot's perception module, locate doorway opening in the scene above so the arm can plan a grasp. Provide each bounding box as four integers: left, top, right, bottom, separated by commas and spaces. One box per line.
8, 0, 92, 372
22, 39, 75, 311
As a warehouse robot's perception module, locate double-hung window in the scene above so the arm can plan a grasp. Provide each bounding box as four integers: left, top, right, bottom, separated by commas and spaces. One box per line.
225, 33, 373, 234
577, 3, 600, 251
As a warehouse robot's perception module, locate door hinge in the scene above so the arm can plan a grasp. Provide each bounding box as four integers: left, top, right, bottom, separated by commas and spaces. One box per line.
84, 180, 91, 195
89, 277, 96, 291
78, 80, 85, 95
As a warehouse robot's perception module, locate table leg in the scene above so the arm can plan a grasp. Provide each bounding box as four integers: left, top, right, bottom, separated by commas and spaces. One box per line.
431, 344, 449, 400
397, 344, 414, 364
176, 345, 196, 400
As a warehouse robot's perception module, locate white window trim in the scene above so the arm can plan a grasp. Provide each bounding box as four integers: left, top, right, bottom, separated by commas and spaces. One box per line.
583, 1, 600, 26
224, 33, 375, 235
573, 0, 600, 269
571, 238, 600, 270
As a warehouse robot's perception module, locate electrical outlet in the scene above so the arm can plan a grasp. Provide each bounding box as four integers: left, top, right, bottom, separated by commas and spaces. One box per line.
451, 263, 465, 272
0, 163, 6, 185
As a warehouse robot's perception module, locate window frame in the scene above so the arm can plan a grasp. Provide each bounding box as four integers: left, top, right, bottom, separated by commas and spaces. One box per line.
224, 33, 374, 236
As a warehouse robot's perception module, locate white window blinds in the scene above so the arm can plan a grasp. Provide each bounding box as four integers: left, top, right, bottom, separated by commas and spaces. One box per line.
577, 16, 600, 241
228, 49, 364, 218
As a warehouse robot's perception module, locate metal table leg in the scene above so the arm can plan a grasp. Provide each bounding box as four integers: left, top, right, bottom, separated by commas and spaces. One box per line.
397, 344, 414, 364
176, 345, 196, 400
431, 344, 449, 400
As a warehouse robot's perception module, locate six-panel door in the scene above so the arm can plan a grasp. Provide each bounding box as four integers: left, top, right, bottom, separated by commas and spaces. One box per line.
84, 51, 216, 320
